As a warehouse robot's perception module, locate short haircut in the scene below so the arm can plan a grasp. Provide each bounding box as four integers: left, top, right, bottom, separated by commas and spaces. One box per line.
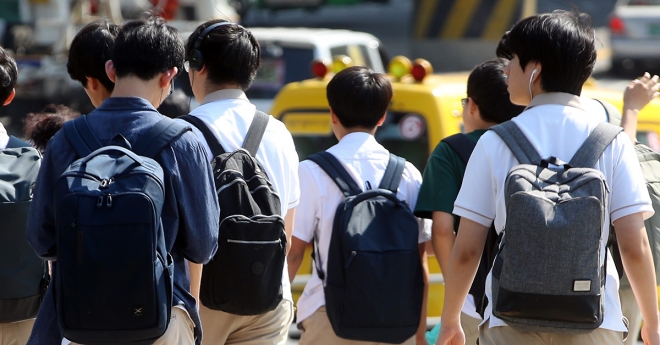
506, 10, 596, 96
157, 89, 188, 118
326, 66, 392, 129
495, 31, 512, 60
0, 46, 17, 106
467, 58, 525, 124
185, 20, 260, 90
113, 16, 184, 80
67, 20, 120, 91
24, 104, 79, 152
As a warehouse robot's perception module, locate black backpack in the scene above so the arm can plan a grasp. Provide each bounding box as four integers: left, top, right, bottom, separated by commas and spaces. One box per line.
56, 116, 189, 343
180, 112, 286, 315
0, 136, 49, 323
442, 133, 500, 318
307, 151, 423, 343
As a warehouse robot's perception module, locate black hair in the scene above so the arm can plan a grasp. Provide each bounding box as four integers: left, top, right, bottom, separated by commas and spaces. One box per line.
326, 66, 392, 129
506, 10, 596, 96
467, 58, 524, 124
24, 104, 79, 153
185, 20, 260, 90
113, 16, 184, 80
67, 20, 120, 91
0, 46, 17, 106
495, 31, 512, 60
157, 89, 188, 118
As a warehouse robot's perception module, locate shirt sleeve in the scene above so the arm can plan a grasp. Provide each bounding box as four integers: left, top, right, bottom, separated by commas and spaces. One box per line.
170, 134, 220, 264
293, 161, 319, 243
453, 133, 498, 227
609, 135, 654, 222
400, 162, 432, 243
414, 142, 464, 219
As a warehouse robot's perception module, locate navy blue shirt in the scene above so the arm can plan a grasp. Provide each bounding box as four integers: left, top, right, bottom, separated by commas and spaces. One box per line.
26, 97, 219, 345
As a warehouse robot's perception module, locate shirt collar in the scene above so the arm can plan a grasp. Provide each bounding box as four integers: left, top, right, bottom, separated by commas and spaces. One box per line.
201, 89, 248, 105
335, 132, 379, 151
98, 97, 159, 112
526, 92, 586, 112
0, 122, 8, 149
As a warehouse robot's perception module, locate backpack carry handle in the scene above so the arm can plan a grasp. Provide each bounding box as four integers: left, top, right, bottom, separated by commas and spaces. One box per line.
80, 146, 145, 166
540, 156, 572, 170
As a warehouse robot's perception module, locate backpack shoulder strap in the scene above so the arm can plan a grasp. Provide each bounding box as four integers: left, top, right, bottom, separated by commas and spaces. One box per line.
133, 118, 192, 158
63, 115, 103, 157
378, 153, 406, 193
179, 115, 226, 157
594, 99, 622, 127
307, 151, 362, 197
490, 121, 541, 165
6, 136, 30, 148
568, 122, 622, 168
442, 133, 476, 164
242, 110, 269, 156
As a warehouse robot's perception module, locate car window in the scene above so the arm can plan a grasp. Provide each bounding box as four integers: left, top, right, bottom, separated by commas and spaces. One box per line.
330, 45, 373, 70
626, 0, 660, 5
637, 131, 660, 152
247, 45, 315, 99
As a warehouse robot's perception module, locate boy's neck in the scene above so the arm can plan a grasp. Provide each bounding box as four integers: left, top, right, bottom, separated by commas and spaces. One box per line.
111, 76, 163, 108
334, 126, 377, 141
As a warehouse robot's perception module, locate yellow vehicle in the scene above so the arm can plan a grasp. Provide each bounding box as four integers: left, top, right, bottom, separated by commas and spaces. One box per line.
272, 55, 660, 321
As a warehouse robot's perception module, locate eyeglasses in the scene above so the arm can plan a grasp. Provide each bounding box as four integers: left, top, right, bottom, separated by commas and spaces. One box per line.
183, 61, 190, 73
461, 97, 469, 107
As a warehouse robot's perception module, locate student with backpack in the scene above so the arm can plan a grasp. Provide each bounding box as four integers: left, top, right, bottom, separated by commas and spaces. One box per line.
287, 66, 432, 345
437, 10, 659, 345
414, 58, 524, 345
0, 45, 47, 345
26, 17, 219, 345
179, 20, 300, 345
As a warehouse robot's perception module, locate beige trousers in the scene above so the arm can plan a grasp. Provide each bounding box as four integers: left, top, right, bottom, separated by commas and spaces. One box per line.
199, 299, 294, 345
460, 312, 481, 345
70, 307, 194, 345
298, 306, 416, 345
0, 319, 35, 345
479, 319, 624, 345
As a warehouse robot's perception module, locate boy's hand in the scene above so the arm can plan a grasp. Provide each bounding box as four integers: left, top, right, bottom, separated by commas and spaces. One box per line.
435, 323, 465, 345
623, 72, 660, 112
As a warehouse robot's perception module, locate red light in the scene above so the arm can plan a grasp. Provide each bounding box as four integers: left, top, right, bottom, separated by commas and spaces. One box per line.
411, 59, 432, 82
310, 59, 330, 79
610, 16, 625, 35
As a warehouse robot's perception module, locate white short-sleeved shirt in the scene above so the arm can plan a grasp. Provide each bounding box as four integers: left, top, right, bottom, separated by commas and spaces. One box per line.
293, 132, 432, 324
0, 122, 9, 149
179, 89, 301, 302
453, 92, 653, 332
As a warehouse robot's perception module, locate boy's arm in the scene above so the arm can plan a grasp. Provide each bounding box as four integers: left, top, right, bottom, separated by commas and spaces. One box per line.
288, 236, 308, 283
622, 72, 660, 143
613, 213, 660, 345
431, 211, 456, 275
284, 208, 296, 254
436, 218, 489, 345
189, 262, 202, 302
416, 242, 430, 345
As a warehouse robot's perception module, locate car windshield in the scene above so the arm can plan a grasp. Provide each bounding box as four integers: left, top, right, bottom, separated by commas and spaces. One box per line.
626, 0, 660, 5
246, 45, 315, 99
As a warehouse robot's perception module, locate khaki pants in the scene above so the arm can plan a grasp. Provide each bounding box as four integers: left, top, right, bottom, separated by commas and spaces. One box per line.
460, 312, 480, 345
70, 307, 194, 345
479, 319, 624, 345
298, 306, 415, 345
0, 319, 35, 345
200, 299, 294, 345
620, 287, 642, 345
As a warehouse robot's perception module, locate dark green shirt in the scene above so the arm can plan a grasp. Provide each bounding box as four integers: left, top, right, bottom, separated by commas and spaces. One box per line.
414, 130, 487, 219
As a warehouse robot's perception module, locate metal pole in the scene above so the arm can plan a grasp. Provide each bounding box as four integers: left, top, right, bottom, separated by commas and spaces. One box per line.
521, 0, 537, 19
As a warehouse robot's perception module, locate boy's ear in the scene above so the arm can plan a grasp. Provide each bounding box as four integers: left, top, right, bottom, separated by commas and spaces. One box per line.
330, 108, 339, 124
86, 77, 99, 91
376, 113, 386, 126
3, 89, 15, 106
105, 60, 116, 83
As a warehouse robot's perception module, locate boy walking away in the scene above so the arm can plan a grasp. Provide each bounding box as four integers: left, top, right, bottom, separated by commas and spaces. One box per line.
287, 66, 432, 345
180, 20, 300, 345
414, 58, 524, 345
26, 17, 219, 345
67, 19, 120, 108
436, 10, 659, 345
0, 45, 47, 345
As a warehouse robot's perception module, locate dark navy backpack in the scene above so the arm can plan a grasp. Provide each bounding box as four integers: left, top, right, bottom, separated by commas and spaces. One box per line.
55, 116, 189, 343
307, 151, 423, 343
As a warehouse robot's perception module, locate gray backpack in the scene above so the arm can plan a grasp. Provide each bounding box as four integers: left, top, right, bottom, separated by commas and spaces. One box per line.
0, 136, 48, 323
490, 121, 622, 334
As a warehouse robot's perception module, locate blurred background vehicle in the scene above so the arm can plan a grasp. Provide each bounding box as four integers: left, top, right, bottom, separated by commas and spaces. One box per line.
610, 0, 660, 75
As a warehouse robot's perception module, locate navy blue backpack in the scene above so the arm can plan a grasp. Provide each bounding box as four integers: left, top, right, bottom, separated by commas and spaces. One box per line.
55, 116, 189, 343
307, 152, 423, 343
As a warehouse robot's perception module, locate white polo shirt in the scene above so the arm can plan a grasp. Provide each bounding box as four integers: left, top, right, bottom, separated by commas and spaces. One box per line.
453, 92, 653, 332
293, 132, 432, 324
181, 89, 301, 303
0, 122, 9, 149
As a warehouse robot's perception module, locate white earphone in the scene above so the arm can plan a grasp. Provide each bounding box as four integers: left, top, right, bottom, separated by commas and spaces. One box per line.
528, 68, 537, 101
